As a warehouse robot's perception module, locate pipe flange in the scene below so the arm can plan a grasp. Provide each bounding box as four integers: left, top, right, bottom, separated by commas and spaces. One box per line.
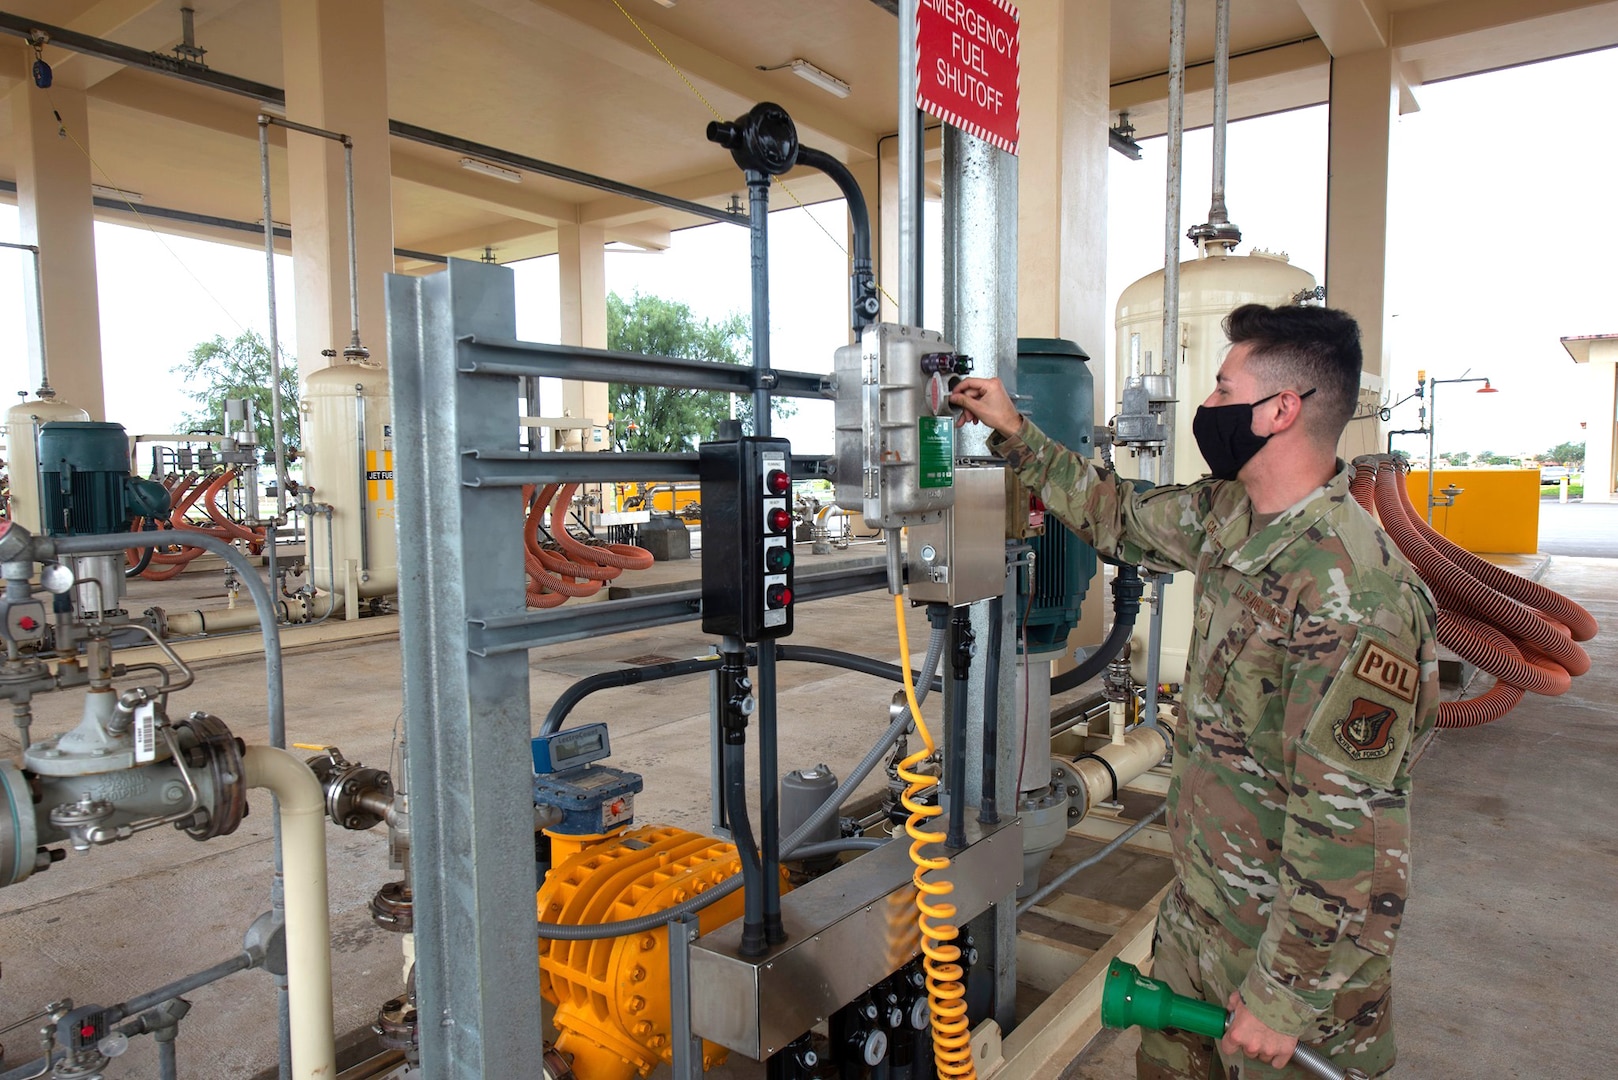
1051, 757, 1086, 819
542, 1044, 578, 1080
171, 712, 248, 840
305, 750, 393, 831
370, 879, 413, 933
373, 994, 418, 1052
1186, 220, 1242, 247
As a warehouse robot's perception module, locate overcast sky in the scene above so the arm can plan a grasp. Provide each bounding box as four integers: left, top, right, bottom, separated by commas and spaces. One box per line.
1, 47, 1611, 462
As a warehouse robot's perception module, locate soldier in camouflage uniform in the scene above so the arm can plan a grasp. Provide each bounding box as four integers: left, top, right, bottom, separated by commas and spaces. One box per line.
950, 304, 1439, 1079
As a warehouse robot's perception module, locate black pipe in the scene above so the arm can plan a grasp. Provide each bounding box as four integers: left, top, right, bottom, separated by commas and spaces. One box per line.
540, 656, 722, 735
978, 596, 1003, 825
541, 647, 943, 737
776, 645, 945, 693
945, 608, 974, 849
794, 145, 880, 330
758, 640, 785, 944
746, 169, 773, 434
1049, 565, 1145, 695
720, 652, 767, 957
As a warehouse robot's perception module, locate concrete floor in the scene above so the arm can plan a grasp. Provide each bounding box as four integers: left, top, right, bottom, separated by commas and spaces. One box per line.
1, 548, 1613, 1079
1066, 555, 1618, 1079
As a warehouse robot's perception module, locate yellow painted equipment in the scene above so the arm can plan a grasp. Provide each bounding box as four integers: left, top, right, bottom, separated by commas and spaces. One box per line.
617, 481, 702, 521
300, 362, 397, 609
2, 390, 91, 532
537, 825, 791, 1080
1405, 468, 1541, 554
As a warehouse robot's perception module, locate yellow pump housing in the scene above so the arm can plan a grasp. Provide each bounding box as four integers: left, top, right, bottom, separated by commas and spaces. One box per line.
537, 824, 790, 1080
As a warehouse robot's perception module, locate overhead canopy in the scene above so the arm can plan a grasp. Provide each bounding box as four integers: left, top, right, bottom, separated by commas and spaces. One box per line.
1, 0, 1613, 265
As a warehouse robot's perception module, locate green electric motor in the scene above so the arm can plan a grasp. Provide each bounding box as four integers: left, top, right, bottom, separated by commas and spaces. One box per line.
37, 421, 170, 537
1014, 338, 1099, 653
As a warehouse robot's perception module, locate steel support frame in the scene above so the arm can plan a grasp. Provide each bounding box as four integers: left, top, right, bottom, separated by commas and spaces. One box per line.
390, 261, 546, 1075
942, 127, 1022, 1032
389, 258, 889, 1075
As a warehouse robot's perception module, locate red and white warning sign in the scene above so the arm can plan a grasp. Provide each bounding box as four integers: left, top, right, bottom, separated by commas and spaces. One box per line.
916, 0, 1020, 156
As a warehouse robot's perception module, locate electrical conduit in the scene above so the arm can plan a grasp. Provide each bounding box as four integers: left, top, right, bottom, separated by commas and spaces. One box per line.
241, 746, 335, 1080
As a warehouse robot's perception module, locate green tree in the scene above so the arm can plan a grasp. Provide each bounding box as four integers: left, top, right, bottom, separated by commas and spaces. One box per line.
172, 331, 300, 454
1476, 449, 1512, 466
1545, 440, 1585, 466
1444, 451, 1471, 467
606, 292, 794, 452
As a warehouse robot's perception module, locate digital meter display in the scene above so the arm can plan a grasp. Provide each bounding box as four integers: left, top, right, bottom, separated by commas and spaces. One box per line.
531, 722, 611, 774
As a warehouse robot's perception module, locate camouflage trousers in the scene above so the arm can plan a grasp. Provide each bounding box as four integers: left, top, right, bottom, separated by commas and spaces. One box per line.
1137, 884, 1397, 1080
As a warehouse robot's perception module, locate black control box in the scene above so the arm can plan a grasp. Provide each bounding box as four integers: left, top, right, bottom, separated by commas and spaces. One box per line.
699, 437, 795, 640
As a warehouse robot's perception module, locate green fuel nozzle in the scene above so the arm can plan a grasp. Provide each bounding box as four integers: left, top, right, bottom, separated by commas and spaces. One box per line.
1100, 960, 1368, 1080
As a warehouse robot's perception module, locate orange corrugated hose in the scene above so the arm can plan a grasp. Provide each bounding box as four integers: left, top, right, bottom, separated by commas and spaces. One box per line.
1351, 455, 1598, 727
550, 484, 655, 572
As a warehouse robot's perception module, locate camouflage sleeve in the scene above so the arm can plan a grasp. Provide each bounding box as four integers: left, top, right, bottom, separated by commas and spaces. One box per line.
1237, 606, 1440, 1037
988, 419, 1210, 573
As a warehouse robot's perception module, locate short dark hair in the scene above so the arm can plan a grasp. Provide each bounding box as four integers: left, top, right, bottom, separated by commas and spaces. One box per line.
1222, 303, 1362, 444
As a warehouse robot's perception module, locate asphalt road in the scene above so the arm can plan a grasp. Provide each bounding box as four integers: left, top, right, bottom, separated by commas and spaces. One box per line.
1537, 499, 1618, 558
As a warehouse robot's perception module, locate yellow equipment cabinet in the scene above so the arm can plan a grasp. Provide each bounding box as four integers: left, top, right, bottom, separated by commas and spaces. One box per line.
1406, 468, 1541, 554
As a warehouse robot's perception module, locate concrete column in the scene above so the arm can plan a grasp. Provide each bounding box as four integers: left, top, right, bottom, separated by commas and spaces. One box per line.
556, 222, 608, 450
11, 75, 105, 418
1573, 341, 1618, 503
1325, 48, 1397, 456
280, 0, 395, 378
1016, 0, 1111, 655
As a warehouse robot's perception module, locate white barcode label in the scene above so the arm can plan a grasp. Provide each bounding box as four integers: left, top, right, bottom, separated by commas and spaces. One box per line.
134, 703, 157, 763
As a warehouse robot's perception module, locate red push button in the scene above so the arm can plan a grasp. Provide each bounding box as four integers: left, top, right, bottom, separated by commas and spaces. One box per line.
767, 584, 792, 609
767, 508, 792, 534
766, 469, 791, 495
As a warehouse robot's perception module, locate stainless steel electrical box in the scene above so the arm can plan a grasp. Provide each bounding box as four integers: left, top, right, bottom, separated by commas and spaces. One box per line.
905, 466, 1009, 606
833, 323, 959, 529
689, 817, 1020, 1060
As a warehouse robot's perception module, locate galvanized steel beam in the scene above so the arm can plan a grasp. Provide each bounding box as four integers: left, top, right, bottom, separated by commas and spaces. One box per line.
389, 260, 546, 1076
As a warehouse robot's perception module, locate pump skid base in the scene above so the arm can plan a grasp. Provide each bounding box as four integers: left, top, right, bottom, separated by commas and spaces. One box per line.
690, 817, 1020, 1060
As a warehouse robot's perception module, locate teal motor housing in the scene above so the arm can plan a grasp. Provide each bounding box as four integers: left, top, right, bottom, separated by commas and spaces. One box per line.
1014, 338, 1099, 654
37, 421, 170, 536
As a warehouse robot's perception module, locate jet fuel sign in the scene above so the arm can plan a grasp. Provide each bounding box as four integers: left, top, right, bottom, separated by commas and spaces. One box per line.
916, 0, 1020, 156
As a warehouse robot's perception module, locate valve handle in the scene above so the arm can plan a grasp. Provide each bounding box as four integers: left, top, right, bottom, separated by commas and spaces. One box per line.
1101, 960, 1367, 1080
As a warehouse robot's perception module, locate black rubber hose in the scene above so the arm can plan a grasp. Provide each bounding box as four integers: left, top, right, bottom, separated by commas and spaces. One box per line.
978, 596, 1003, 825
794, 145, 878, 330
727, 738, 768, 957
540, 655, 721, 735
124, 519, 159, 578
945, 607, 973, 849
758, 640, 785, 944
541, 648, 943, 736
1050, 564, 1145, 695
794, 146, 871, 264
776, 646, 945, 694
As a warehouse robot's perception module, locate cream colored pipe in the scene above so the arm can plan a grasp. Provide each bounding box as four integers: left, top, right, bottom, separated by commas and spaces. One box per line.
1071, 718, 1174, 813
165, 606, 267, 636
243, 746, 336, 1080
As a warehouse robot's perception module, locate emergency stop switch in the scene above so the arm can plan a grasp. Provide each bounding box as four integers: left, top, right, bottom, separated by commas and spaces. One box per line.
699, 436, 796, 641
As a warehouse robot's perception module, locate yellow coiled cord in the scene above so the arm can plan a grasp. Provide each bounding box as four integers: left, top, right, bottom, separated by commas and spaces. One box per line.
894, 593, 976, 1079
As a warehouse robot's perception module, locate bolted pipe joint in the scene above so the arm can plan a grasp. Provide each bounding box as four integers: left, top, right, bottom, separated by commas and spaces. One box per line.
706, 103, 799, 176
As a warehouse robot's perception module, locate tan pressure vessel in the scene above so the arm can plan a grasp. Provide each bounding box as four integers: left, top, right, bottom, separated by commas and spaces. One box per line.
300, 362, 396, 615
1114, 249, 1318, 684
3, 390, 92, 533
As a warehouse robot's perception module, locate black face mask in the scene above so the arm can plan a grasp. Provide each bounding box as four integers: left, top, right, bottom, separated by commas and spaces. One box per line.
1192, 388, 1315, 482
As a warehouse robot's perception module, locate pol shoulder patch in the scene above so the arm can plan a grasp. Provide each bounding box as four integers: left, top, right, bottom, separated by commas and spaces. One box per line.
1302, 633, 1417, 788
